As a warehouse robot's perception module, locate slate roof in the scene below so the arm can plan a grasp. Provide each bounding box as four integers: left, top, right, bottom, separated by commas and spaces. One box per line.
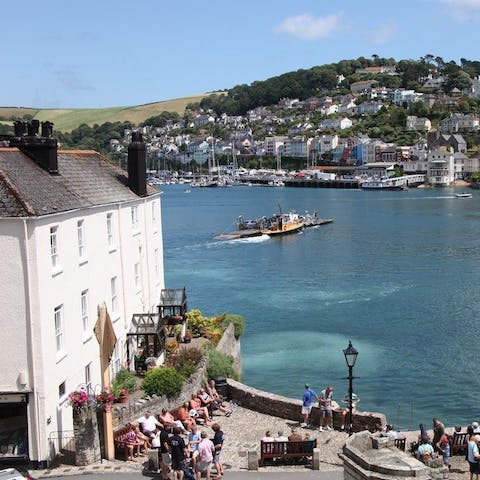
0, 148, 158, 217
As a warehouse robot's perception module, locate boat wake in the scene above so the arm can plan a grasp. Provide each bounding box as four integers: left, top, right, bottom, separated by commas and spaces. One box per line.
219, 234, 270, 245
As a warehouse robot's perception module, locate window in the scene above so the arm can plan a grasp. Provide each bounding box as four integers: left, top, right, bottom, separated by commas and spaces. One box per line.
111, 277, 118, 315
85, 363, 91, 390
134, 262, 141, 290
54, 305, 64, 354
154, 248, 159, 282
111, 343, 121, 376
131, 206, 139, 231
106, 212, 114, 250
50, 226, 59, 269
81, 289, 89, 334
77, 220, 86, 260
58, 381, 66, 399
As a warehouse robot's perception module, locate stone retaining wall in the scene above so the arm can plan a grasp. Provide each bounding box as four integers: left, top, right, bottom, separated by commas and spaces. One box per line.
111, 323, 240, 428
226, 379, 386, 432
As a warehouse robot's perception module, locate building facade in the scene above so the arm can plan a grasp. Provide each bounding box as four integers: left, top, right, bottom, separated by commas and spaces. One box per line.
0, 124, 164, 465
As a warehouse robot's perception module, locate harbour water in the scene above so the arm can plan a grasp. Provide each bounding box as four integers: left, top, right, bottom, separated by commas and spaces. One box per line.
161, 184, 480, 430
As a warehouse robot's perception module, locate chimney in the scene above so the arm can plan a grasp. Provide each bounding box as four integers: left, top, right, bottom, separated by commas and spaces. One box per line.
127, 131, 147, 196
11, 121, 58, 174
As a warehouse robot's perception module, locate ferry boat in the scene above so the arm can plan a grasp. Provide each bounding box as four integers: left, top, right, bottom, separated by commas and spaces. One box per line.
260, 211, 304, 236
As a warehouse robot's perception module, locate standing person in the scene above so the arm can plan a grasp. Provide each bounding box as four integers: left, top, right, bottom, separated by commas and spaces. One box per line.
318, 385, 334, 431
467, 425, 480, 480
195, 431, 215, 480
187, 423, 201, 469
300, 384, 317, 427
159, 423, 171, 480
436, 432, 451, 470
432, 418, 445, 451
211, 423, 224, 479
169, 426, 188, 480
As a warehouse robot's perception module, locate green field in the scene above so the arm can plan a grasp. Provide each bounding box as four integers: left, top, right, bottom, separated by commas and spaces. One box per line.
0, 93, 211, 132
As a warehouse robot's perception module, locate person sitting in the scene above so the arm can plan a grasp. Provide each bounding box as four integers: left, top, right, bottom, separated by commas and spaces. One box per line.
385, 424, 398, 440
287, 428, 303, 456
190, 393, 211, 425
133, 423, 151, 453
337, 393, 360, 430
159, 407, 186, 433
261, 430, 275, 442
417, 435, 434, 465
124, 423, 142, 462
177, 401, 196, 431
274, 430, 289, 442
207, 379, 224, 403
198, 387, 232, 417
137, 410, 162, 436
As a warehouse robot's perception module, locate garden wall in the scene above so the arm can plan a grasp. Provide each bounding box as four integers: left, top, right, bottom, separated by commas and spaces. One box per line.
112, 322, 241, 428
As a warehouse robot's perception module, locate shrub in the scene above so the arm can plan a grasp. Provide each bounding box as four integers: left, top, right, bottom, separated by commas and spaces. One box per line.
185, 309, 211, 337
165, 338, 179, 354
220, 313, 245, 339
112, 367, 137, 393
173, 346, 204, 380
206, 350, 239, 381
142, 367, 184, 398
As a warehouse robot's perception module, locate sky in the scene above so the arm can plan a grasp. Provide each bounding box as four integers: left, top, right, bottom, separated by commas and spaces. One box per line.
4, 0, 480, 109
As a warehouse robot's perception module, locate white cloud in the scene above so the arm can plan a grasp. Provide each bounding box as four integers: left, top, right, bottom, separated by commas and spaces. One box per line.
433, 0, 480, 20
274, 13, 342, 40
369, 23, 397, 45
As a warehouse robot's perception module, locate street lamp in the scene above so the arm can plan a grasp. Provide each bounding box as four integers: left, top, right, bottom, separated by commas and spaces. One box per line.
343, 340, 358, 434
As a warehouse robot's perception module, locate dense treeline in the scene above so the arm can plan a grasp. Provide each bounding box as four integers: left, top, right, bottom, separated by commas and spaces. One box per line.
190, 55, 480, 116
56, 121, 133, 155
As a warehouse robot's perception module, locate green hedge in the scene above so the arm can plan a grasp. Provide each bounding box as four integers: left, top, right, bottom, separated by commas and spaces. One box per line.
142, 367, 184, 398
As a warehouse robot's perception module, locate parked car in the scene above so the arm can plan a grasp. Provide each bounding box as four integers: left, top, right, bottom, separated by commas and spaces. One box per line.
0, 468, 33, 480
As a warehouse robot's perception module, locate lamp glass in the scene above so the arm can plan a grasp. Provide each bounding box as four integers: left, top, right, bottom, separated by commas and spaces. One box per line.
343, 341, 358, 368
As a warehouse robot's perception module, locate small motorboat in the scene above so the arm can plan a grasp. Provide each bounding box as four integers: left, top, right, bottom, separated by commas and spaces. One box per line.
455, 192, 472, 198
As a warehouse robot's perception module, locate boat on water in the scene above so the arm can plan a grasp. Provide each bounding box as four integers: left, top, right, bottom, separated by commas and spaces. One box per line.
455, 192, 472, 198
361, 177, 406, 190
299, 211, 334, 227
260, 211, 304, 236
267, 178, 285, 187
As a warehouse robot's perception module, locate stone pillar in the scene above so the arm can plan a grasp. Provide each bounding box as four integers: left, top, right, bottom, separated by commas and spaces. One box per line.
247, 450, 258, 470
312, 447, 320, 470
72, 407, 101, 466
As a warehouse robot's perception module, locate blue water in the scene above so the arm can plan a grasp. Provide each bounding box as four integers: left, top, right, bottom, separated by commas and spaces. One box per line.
161, 184, 480, 430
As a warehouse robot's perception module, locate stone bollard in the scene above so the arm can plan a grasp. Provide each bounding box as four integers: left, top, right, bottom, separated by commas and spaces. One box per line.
147, 449, 159, 471
312, 448, 320, 470
247, 450, 258, 470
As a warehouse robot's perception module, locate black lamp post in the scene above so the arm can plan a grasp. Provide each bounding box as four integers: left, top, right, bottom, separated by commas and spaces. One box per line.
343, 340, 358, 434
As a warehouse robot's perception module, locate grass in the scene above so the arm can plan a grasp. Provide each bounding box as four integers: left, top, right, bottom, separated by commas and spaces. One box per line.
0, 93, 213, 132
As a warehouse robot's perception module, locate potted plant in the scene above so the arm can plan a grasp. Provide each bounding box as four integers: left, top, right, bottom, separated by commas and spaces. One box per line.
117, 388, 128, 403
183, 331, 192, 343
68, 388, 93, 411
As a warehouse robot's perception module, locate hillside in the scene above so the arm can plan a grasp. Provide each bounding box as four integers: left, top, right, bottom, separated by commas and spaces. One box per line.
0, 94, 209, 132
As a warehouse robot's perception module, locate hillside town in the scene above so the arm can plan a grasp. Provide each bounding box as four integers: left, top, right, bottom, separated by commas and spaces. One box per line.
105, 65, 480, 187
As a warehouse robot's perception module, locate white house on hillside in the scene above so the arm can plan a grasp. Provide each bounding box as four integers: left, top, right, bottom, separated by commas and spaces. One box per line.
427, 146, 455, 185
0, 124, 164, 465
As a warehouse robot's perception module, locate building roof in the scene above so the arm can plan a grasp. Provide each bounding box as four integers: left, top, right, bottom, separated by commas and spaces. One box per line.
0, 148, 158, 217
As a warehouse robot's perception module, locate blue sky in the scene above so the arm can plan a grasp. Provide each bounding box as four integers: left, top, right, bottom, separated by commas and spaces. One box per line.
4, 0, 480, 109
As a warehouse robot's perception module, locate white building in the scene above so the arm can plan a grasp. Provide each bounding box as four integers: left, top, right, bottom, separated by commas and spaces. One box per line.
427, 146, 455, 185
0, 126, 164, 465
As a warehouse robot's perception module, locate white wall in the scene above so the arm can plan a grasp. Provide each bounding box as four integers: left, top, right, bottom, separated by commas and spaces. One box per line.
0, 191, 164, 462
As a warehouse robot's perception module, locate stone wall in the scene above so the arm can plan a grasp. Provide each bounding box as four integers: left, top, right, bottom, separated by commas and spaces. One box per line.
340, 431, 447, 480
215, 323, 242, 377
72, 407, 101, 466
111, 323, 241, 429
226, 379, 386, 432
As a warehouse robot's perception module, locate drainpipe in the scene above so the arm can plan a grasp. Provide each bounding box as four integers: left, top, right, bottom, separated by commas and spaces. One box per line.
22, 218, 43, 464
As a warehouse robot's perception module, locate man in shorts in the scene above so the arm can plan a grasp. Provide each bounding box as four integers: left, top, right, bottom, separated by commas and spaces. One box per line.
300, 383, 317, 427
195, 431, 214, 480
318, 385, 333, 432
168, 426, 188, 480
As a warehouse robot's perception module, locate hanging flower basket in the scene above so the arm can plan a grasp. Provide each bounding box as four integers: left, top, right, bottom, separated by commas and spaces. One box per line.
95, 388, 114, 412
68, 388, 93, 412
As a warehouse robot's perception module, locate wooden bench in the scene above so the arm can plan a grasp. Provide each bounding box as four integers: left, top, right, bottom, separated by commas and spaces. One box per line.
260, 439, 317, 466
394, 438, 406, 451
113, 425, 142, 461
450, 432, 469, 455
